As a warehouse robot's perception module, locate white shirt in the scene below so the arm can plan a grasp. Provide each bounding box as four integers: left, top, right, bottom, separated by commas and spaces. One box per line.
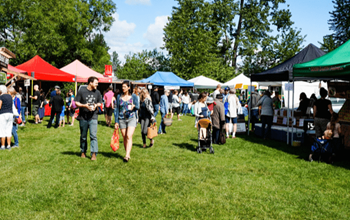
226, 94, 239, 118
182, 95, 190, 104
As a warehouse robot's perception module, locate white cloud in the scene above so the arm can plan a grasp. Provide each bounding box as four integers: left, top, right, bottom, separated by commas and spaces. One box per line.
143, 15, 169, 48
125, 0, 151, 5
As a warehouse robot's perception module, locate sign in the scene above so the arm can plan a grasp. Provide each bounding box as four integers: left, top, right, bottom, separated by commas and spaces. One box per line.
0, 54, 9, 67
299, 119, 304, 127
236, 123, 246, 132
164, 86, 180, 90
248, 86, 255, 92
105, 65, 113, 76
285, 83, 294, 91
24, 79, 30, 87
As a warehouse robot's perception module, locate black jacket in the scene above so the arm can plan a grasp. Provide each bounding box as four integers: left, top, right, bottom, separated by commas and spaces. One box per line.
50, 95, 64, 112
151, 91, 160, 104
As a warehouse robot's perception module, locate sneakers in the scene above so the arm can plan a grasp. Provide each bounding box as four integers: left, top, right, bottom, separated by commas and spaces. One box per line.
6, 146, 11, 150
12, 145, 19, 148
0, 146, 5, 150
19, 124, 25, 127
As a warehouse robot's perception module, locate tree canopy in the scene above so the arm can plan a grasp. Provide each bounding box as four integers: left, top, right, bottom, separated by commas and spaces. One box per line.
164, 0, 305, 81
0, 0, 116, 72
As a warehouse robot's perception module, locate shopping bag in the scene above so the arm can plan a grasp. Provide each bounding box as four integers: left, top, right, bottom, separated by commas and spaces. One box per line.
110, 128, 120, 152
74, 109, 79, 119
163, 114, 172, 126
147, 123, 158, 139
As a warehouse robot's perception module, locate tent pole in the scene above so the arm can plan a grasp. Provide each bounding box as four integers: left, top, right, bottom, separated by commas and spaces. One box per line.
291, 77, 295, 146
247, 76, 252, 135
287, 82, 290, 145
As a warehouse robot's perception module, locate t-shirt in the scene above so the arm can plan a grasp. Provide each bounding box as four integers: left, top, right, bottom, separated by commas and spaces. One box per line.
168, 92, 173, 103
104, 91, 114, 108
75, 87, 102, 120
0, 94, 13, 114
327, 122, 341, 138
314, 99, 332, 119
67, 95, 75, 106
172, 95, 180, 108
212, 89, 220, 99
32, 91, 40, 105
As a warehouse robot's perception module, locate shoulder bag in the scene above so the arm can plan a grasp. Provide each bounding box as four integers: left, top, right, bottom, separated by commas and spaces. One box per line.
147, 122, 158, 139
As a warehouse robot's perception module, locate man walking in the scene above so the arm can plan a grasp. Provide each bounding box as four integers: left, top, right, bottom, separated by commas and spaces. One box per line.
47, 89, 64, 128
29, 85, 40, 124
212, 94, 226, 144
75, 77, 102, 161
151, 86, 160, 118
158, 89, 169, 134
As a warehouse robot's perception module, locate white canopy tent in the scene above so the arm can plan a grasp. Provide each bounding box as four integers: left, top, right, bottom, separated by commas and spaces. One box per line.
188, 75, 222, 89
223, 73, 258, 88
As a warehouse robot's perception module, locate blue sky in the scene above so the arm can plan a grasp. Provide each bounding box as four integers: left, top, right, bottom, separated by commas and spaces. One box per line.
105, 0, 334, 63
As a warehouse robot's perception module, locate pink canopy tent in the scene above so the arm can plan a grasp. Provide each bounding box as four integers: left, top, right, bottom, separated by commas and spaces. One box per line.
60, 60, 112, 83
8, 64, 27, 73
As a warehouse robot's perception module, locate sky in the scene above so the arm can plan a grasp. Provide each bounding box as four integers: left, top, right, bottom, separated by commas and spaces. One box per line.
105, 0, 335, 63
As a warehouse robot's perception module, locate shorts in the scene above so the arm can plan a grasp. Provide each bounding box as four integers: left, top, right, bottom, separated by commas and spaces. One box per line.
0, 113, 13, 137
168, 103, 173, 112
119, 117, 137, 129
172, 107, 180, 115
105, 107, 113, 117
226, 116, 237, 124
32, 105, 39, 116
60, 116, 65, 122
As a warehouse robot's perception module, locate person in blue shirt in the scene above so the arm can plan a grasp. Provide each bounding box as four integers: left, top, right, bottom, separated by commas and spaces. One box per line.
59, 105, 65, 127
158, 90, 169, 134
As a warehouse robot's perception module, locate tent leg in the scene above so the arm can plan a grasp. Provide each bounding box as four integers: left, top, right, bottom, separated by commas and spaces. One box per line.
291, 78, 295, 146
287, 82, 290, 145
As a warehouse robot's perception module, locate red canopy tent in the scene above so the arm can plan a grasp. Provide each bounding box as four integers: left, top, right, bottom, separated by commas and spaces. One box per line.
16, 55, 75, 82
60, 59, 112, 83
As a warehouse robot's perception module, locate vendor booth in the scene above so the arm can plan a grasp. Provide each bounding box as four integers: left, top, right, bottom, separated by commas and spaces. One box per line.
140, 71, 194, 90
188, 75, 222, 89
294, 39, 350, 149
250, 44, 327, 145
224, 73, 259, 89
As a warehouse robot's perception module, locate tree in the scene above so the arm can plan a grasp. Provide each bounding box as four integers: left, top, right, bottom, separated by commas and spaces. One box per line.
0, 0, 116, 72
320, 0, 350, 51
164, 0, 304, 79
112, 51, 122, 77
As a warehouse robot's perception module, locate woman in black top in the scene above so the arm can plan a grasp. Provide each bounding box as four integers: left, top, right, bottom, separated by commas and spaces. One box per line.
313, 88, 333, 138
139, 88, 155, 148
297, 92, 310, 116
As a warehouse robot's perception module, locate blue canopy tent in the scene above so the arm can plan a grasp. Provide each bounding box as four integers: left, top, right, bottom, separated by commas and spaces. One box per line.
140, 71, 194, 87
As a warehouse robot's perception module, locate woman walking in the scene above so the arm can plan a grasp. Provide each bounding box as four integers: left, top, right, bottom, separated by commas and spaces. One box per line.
0, 86, 13, 150
38, 89, 46, 123
139, 88, 155, 148
114, 81, 140, 162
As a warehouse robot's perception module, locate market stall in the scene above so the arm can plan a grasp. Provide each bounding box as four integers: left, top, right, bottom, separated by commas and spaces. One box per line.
188, 75, 222, 89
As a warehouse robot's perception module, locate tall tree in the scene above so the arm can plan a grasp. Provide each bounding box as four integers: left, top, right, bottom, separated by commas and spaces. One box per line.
112, 51, 122, 77
0, 0, 116, 72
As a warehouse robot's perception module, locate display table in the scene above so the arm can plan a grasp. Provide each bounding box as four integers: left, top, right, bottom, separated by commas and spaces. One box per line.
254, 123, 305, 143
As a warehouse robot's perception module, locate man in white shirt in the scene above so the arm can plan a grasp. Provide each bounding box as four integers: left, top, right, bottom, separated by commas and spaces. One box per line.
212, 84, 221, 100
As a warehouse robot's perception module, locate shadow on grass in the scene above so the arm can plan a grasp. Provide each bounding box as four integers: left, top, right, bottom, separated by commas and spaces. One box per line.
173, 142, 197, 152
239, 133, 350, 170
61, 151, 82, 158
98, 152, 125, 160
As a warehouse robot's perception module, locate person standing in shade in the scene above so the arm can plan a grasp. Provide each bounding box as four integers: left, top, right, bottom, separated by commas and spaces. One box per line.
247, 88, 260, 132
104, 85, 114, 127
272, 91, 281, 109
212, 94, 225, 144
29, 85, 40, 124
47, 89, 64, 129
158, 90, 169, 134
114, 81, 140, 162
75, 77, 102, 161
139, 88, 155, 148
257, 90, 274, 140
151, 86, 160, 118
313, 87, 333, 138
19, 87, 27, 126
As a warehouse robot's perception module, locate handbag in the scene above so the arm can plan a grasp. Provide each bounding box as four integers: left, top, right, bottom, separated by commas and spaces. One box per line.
15, 116, 22, 125
147, 122, 158, 139
110, 128, 120, 152
163, 114, 172, 126
71, 100, 77, 109
219, 130, 226, 144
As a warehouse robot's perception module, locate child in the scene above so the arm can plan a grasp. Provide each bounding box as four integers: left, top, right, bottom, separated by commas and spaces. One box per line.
59, 105, 65, 127
309, 129, 332, 162
327, 113, 342, 156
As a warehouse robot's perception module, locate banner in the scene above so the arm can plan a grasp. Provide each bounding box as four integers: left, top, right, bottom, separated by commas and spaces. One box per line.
105, 65, 112, 76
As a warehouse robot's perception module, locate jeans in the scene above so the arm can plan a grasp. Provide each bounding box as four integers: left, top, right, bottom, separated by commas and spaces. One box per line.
12, 123, 18, 146
261, 115, 273, 139
251, 109, 259, 130
20, 106, 26, 122
212, 127, 220, 144
182, 103, 188, 115
79, 119, 98, 154
153, 104, 159, 118
158, 111, 166, 134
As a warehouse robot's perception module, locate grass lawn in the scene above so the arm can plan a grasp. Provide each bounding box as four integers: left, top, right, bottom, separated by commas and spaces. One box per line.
1, 114, 350, 219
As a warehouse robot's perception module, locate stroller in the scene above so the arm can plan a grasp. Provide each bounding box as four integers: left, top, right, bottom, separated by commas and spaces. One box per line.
310, 137, 333, 163
197, 118, 214, 154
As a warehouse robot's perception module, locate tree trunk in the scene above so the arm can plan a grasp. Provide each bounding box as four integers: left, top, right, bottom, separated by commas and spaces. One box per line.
232, 0, 244, 69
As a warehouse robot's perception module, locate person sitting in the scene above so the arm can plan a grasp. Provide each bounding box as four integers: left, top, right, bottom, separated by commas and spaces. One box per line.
309, 129, 333, 162
297, 92, 310, 116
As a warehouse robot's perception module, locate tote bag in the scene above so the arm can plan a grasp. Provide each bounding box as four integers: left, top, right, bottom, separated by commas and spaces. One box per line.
147, 123, 158, 139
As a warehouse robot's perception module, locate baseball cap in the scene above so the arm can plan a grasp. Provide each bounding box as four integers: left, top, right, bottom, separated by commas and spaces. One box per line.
224, 87, 229, 91
55, 85, 60, 89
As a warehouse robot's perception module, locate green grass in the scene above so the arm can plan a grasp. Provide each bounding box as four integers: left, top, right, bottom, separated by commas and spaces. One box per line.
1, 114, 350, 219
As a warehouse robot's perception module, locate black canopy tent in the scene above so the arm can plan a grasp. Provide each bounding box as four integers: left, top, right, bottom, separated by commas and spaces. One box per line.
248, 44, 326, 144
251, 44, 326, 82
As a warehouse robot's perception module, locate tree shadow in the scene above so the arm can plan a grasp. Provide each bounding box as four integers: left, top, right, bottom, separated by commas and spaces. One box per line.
239, 134, 350, 170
